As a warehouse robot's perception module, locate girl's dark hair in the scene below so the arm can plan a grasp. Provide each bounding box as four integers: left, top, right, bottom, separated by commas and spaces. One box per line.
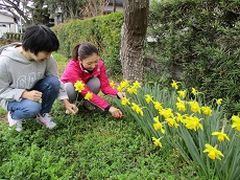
72, 42, 99, 61
22, 24, 59, 54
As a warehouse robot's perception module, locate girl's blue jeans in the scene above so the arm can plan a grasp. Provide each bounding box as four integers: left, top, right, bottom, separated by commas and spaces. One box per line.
7, 76, 60, 120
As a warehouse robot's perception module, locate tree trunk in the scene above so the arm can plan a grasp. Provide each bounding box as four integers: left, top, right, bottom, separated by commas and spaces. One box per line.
120, 0, 149, 82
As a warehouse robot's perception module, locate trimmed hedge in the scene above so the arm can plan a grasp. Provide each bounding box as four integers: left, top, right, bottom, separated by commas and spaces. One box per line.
148, 0, 240, 113
53, 12, 123, 74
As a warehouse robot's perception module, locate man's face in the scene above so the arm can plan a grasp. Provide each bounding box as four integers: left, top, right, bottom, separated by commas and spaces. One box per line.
31, 51, 52, 62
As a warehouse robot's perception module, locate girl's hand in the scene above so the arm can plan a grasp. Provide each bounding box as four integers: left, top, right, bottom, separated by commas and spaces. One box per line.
63, 99, 78, 115
117, 92, 126, 99
109, 106, 123, 119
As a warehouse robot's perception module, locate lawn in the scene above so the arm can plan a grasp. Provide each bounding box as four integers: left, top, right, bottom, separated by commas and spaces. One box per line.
0, 53, 200, 179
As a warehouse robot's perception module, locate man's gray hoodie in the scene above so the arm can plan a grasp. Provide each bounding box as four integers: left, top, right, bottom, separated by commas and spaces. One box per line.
0, 44, 68, 110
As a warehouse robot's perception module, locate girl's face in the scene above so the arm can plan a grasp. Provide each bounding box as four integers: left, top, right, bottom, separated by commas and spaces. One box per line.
79, 53, 99, 71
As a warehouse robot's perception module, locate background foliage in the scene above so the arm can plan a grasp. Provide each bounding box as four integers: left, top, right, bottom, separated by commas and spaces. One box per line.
52, 12, 123, 75
147, 0, 240, 114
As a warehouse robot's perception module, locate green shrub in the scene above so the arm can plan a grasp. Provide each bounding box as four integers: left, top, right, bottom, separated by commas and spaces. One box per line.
147, 0, 240, 114
53, 12, 123, 75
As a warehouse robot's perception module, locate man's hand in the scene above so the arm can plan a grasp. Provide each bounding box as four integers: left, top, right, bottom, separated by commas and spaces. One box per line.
63, 99, 78, 115
109, 106, 123, 119
22, 90, 42, 102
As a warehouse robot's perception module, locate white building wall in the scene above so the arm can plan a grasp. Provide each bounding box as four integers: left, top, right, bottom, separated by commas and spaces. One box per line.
0, 13, 18, 38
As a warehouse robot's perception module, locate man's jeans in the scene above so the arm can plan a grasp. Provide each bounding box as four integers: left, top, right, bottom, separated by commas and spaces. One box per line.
7, 76, 60, 120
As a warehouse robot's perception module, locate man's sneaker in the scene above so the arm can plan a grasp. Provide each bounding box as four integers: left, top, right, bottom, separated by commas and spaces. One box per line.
7, 112, 23, 132
36, 113, 56, 129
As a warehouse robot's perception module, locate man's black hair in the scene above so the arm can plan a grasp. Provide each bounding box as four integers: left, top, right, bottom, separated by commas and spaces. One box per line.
22, 24, 59, 54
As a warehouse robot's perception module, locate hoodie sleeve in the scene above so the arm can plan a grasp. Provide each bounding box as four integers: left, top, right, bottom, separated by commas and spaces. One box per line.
0, 59, 25, 101
98, 61, 118, 95
46, 57, 68, 100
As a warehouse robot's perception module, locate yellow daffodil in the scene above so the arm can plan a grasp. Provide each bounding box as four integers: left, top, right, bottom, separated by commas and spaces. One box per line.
159, 108, 174, 119
175, 113, 185, 123
231, 115, 240, 131
145, 94, 153, 104
121, 97, 130, 106
171, 80, 179, 90
203, 144, 224, 160
160, 108, 174, 119
177, 90, 186, 99
133, 81, 141, 89
74, 80, 85, 92
191, 88, 198, 96
153, 116, 165, 134
152, 137, 162, 147
84, 92, 93, 101
216, 98, 223, 105
131, 103, 143, 116
109, 81, 115, 88
201, 106, 212, 116
127, 86, 138, 94
176, 98, 186, 112
165, 117, 179, 128
212, 131, 230, 142
184, 116, 203, 131
117, 80, 129, 92
153, 101, 163, 111
189, 101, 201, 113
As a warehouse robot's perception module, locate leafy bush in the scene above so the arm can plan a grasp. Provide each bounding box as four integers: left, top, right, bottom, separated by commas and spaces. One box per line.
52, 12, 123, 75
147, 0, 240, 114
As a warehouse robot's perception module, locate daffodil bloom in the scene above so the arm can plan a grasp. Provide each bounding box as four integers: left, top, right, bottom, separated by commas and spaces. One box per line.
175, 113, 185, 123
145, 94, 153, 104
133, 81, 141, 89
212, 131, 230, 142
84, 92, 93, 101
131, 103, 143, 116
117, 80, 129, 91
201, 106, 212, 116
153, 101, 163, 111
231, 115, 240, 131
165, 117, 179, 128
184, 116, 203, 131
74, 80, 85, 92
153, 116, 165, 134
177, 90, 186, 99
121, 97, 130, 106
127, 86, 138, 94
189, 101, 201, 113
159, 108, 173, 118
216, 98, 223, 105
203, 144, 224, 160
171, 80, 179, 90
176, 99, 186, 112
110, 81, 115, 88
159, 108, 174, 119
191, 88, 198, 96
152, 137, 162, 147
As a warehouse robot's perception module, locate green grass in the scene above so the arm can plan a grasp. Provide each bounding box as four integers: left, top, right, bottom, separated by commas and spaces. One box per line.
0, 103, 199, 179
0, 53, 200, 179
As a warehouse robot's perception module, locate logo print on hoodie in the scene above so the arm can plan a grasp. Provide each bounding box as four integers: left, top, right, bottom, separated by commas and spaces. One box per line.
16, 72, 43, 89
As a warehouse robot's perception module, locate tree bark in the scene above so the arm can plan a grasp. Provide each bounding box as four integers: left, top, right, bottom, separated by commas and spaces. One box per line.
120, 0, 149, 82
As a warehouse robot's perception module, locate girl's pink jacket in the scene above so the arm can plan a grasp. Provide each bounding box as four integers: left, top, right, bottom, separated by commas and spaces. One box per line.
61, 59, 118, 110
